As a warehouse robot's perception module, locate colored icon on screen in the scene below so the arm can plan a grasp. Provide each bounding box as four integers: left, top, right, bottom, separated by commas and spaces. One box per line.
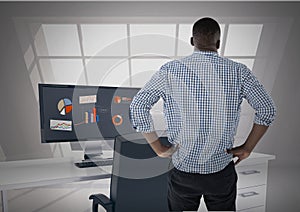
112, 114, 123, 126
57, 98, 72, 115
50, 119, 72, 131
113, 95, 132, 104
114, 96, 122, 104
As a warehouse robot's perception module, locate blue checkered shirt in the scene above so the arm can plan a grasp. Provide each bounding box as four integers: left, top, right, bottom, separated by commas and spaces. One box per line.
129, 51, 276, 174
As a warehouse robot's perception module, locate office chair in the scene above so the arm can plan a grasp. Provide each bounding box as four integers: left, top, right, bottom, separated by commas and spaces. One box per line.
89, 133, 172, 212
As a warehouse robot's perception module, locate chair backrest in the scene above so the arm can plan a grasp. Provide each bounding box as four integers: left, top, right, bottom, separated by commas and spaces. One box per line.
110, 133, 172, 212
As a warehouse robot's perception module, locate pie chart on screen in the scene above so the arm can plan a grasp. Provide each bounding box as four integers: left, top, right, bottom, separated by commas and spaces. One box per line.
57, 98, 72, 115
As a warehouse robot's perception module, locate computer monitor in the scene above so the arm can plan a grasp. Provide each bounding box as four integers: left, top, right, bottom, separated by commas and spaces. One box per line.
38, 84, 140, 159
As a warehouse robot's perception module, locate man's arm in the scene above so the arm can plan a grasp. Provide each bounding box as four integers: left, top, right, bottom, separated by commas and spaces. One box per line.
228, 65, 276, 165
130, 64, 178, 158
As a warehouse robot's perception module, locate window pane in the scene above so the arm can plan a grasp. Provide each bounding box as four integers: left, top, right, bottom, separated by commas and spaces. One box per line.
39, 59, 85, 84
81, 24, 128, 56
35, 24, 81, 56
131, 58, 170, 87
130, 24, 176, 56
177, 24, 225, 56
224, 24, 263, 56
177, 24, 193, 56
85, 58, 130, 87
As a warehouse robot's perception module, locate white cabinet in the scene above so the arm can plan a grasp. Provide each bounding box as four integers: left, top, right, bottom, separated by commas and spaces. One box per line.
236, 153, 275, 212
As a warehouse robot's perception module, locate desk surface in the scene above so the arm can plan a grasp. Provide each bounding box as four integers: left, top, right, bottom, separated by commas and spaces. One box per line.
0, 152, 274, 191
0, 156, 112, 191
236, 152, 275, 166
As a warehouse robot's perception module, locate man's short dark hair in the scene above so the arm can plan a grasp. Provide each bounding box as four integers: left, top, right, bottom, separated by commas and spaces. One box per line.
192, 17, 221, 45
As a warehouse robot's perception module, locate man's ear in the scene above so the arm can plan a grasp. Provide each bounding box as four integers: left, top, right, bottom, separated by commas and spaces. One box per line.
190, 37, 194, 46
216, 40, 220, 49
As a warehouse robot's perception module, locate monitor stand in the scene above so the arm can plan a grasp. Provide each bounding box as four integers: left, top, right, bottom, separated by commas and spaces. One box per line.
70, 140, 114, 161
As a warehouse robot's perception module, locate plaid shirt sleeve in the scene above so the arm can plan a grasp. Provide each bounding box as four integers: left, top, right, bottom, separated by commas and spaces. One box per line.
241, 65, 277, 126
129, 64, 167, 132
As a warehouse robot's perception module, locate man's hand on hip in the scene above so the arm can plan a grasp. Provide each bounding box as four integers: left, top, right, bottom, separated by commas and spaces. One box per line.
157, 143, 179, 158
226, 145, 251, 165
142, 132, 179, 158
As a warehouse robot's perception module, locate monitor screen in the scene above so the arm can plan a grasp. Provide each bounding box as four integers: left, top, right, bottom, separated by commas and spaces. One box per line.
39, 84, 140, 143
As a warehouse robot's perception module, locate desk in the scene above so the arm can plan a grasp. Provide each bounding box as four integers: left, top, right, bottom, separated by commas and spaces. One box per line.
0, 152, 274, 212
0, 156, 112, 212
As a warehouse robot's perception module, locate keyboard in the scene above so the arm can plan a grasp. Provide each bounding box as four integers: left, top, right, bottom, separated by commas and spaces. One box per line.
74, 158, 113, 168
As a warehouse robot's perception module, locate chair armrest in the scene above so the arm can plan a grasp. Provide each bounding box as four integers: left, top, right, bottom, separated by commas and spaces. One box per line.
89, 194, 113, 212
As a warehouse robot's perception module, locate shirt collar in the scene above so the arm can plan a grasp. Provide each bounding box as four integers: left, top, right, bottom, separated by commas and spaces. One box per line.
193, 50, 219, 56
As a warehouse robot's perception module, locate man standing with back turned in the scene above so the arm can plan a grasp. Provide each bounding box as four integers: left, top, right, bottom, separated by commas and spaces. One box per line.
129, 17, 276, 211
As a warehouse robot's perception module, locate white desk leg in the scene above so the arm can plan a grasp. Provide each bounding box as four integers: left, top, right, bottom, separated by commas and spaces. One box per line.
1, 190, 8, 212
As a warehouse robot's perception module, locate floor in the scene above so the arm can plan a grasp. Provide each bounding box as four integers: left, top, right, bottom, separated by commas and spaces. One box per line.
1, 179, 110, 212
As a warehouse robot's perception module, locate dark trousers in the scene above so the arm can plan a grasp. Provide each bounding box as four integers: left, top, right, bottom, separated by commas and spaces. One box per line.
168, 161, 238, 212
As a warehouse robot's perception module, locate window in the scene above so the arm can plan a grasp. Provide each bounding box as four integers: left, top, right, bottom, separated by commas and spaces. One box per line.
130, 24, 176, 56
35, 24, 81, 56
24, 22, 263, 105
81, 24, 128, 56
